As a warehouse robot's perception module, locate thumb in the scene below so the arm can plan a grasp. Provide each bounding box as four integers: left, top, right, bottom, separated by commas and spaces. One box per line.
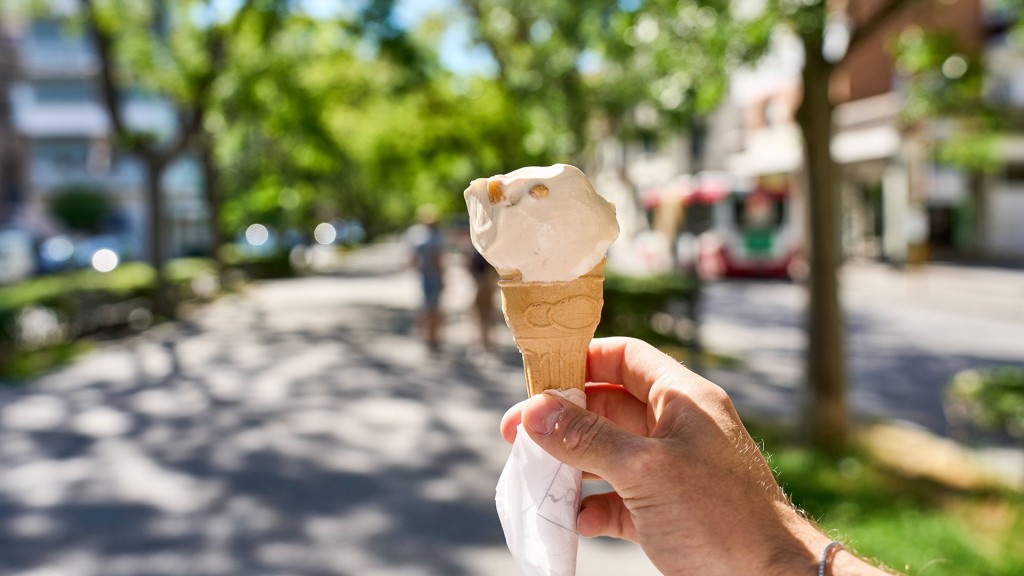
521, 391, 637, 482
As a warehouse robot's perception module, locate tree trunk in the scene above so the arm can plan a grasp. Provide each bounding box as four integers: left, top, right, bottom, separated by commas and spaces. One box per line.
200, 141, 225, 284
145, 160, 172, 319
796, 36, 849, 456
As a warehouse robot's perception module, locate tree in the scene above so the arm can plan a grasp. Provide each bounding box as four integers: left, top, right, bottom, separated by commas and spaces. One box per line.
211, 7, 539, 237
461, 0, 927, 454
79, 0, 269, 316
790, 0, 923, 455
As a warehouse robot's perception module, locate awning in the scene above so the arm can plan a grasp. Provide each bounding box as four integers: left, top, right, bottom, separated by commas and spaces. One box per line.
831, 125, 901, 164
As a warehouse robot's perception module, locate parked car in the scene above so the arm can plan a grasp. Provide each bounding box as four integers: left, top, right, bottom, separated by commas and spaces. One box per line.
71, 234, 139, 270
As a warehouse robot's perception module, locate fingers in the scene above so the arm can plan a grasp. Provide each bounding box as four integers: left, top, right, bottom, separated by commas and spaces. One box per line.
521, 391, 644, 483
500, 402, 523, 443
500, 384, 649, 444
587, 337, 684, 405
583, 383, 650, 437
577, 491, 636, 541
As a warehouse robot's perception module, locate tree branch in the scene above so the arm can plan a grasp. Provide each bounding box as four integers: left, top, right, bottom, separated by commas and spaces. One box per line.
80, 0, 144, 156
459, 0, 511, 85
82, 0, 264, 167
156, 0, 260, 166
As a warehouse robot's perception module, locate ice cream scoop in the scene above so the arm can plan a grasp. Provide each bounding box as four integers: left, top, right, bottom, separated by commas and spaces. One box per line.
464, 164, 619, 283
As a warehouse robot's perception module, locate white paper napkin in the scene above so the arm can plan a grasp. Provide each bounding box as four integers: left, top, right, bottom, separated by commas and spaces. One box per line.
495, 389, 585, 576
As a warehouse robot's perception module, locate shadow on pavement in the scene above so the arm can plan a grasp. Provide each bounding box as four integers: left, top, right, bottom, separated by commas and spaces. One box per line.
0, 287, 528, 575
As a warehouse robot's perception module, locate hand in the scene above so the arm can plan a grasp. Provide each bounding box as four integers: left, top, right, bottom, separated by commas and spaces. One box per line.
500, 337, 882, 576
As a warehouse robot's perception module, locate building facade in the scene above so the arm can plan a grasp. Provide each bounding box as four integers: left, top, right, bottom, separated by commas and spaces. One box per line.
0, 3, 208, 262
615, 0, 1024, 272
736, 0, 1024, 264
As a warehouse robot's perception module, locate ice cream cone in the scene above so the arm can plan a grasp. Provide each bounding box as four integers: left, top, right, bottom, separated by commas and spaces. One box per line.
498, 260, 605, 396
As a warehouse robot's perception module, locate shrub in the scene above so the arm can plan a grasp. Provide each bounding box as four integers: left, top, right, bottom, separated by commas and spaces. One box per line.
49, 184, 114, 233
0, 258, 216, 381
947, 367, 1024, 440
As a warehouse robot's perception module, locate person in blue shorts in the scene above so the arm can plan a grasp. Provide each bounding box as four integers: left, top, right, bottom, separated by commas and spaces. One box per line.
406, 205, 445, 352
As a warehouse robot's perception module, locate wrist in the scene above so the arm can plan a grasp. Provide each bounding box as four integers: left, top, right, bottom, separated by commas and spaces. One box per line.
760, 506, 884, 576
829, 549, 887, 575
759, 505, 832, 575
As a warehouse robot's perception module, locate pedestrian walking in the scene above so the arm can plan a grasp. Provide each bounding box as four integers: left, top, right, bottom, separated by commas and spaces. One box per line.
468, 247, 498, 352
406, 205, 445, 353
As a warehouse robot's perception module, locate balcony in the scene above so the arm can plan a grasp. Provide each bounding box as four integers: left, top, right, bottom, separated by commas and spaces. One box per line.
18, 40, 98, 77
13, 97, 178, 139
30, 157, 146, 192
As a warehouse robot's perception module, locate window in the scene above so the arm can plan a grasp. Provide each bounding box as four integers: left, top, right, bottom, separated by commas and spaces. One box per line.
1005, 163, 1024, 184
30, 19, 66, 43
33, 139, 90, 172
34, 79, 96, 104
683, 203, 714, 235
732, 194, 785, 229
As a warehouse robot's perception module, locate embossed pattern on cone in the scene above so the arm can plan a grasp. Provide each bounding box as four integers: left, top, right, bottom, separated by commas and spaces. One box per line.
498, 261, 605, 396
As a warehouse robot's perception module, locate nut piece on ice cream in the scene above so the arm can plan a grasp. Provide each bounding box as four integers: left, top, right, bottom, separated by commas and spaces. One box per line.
463, 164, 619, 396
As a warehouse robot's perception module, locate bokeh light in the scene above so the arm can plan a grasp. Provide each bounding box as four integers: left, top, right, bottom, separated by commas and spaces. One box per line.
245, 224, 270, 246
942, 54, 968, 80
40, 236, 74, 263
90, 249, 119, 273
314, 222, 337, 245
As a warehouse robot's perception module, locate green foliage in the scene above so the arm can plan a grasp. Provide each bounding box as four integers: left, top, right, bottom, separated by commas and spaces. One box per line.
0, 258, 214, 315
892, 29, 986, 120
599, 272, 699, 346
948, 367, 1024, 439
750, 427, 1024, 576
0, 258, 215, 380
1, 342, 92, 383
890, 26, 1009, 173
48, 185, 114, 233
213, 9, 540, 237
462, 0, 775, 161
0, 263, 154, 314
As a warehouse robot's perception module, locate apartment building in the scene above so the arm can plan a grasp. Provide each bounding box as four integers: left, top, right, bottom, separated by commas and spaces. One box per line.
616, 0, 1024, 272
734, 0, 1024, 263
1, 3, 207, 261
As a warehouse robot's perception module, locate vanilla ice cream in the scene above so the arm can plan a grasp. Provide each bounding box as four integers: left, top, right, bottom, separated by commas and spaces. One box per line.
464, 164, 619, 283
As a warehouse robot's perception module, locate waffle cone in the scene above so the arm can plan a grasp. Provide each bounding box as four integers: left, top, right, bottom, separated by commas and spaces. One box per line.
498, 261, 605, 397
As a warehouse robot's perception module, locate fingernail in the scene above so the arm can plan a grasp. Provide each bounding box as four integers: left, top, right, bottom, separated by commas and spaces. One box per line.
523, 393, 563, 435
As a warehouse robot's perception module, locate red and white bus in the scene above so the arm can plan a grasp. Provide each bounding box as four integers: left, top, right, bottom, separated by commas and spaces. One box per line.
646, 172, 804, 281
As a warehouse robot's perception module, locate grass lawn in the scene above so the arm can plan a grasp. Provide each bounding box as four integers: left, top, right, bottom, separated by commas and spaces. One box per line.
751, 424, 1024, 575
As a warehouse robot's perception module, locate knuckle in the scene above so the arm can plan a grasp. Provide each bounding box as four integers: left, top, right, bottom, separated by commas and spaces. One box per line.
561, 410, 603, 456
703, 382, 735, 413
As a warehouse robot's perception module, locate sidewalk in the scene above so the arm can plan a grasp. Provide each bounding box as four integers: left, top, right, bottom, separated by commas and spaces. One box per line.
2, 243, 1020, 575
0, 242, 658, 576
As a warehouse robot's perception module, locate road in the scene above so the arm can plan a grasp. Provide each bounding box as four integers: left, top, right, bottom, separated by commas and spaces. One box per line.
701, 261, 1024, 435
1, 243, 1021, 575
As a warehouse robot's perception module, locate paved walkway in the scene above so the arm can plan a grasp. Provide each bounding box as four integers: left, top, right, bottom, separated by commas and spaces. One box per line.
0, 243, 658, 576
2, 243, 1022, 575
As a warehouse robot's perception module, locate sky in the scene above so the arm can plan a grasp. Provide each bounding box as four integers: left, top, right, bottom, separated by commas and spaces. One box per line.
207, 0, 493, 75
298, 0, 496, 75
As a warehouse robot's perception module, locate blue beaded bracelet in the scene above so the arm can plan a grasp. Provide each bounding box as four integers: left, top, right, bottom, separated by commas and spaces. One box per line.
818, 541, 844, 576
